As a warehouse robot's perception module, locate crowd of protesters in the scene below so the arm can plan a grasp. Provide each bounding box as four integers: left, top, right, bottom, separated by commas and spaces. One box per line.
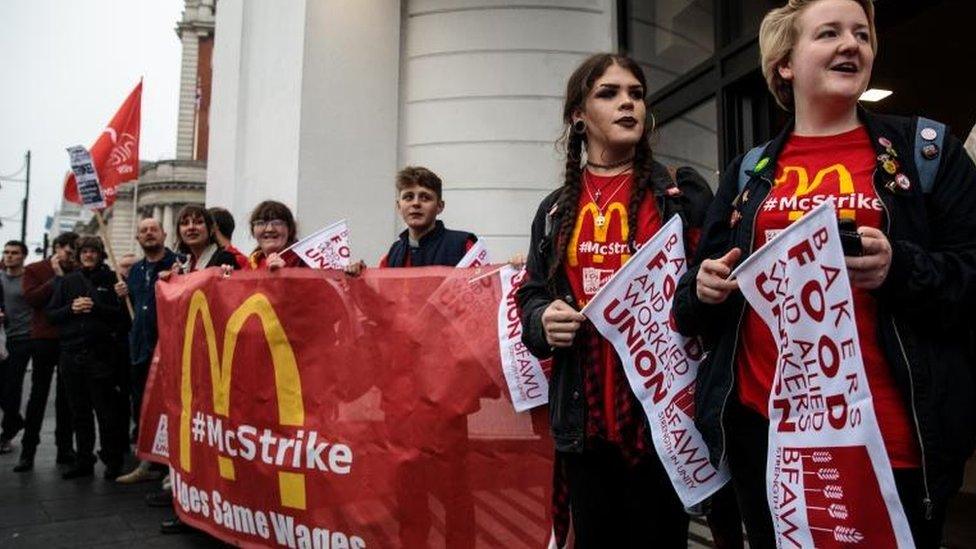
2, 0, 975, 547
0, 172, 473, 535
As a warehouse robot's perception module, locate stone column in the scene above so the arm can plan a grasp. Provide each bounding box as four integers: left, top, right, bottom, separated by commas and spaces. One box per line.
207, 0, 401, 262
176, 29, 200, 160
153, 205, 163, 223
398, 0, 616, 260
176, 0, 215, 160
162, 205, 175, 248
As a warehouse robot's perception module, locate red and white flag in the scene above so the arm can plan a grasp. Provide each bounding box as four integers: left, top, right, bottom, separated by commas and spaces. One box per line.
64, 80, 142, 208
582, 216, 730, 507
456, 239, 490, 268
286, 219, 351, 269
497, 265, 550, 412
732, 201, 913, 548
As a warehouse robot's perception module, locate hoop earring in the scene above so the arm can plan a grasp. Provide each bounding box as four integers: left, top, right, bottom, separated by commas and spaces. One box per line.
572, 119, 586, 135
647, 111, 657, 134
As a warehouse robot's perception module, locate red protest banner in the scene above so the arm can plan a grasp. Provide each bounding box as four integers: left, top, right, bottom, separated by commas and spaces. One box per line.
64, 80, 141, 207
138, 268, 552, 548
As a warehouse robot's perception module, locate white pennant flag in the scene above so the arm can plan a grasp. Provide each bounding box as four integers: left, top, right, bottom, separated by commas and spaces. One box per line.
731, 201, 913, 548
456, 239, 490, 268
582, 215, 730, 507
286, 219, 351, 269
497, 265, 549, 412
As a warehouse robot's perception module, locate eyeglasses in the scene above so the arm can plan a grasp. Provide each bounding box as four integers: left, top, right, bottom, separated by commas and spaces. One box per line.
251, 219, 287, 230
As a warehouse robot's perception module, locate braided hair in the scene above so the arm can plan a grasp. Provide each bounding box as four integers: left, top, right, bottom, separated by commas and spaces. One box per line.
548, 53, 654, 284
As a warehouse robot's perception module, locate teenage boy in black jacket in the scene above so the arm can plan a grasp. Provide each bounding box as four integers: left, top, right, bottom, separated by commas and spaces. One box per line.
47, 236, 128, 480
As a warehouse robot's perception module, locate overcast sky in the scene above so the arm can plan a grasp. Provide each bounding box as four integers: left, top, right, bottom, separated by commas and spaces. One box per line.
0, 0, 183, 254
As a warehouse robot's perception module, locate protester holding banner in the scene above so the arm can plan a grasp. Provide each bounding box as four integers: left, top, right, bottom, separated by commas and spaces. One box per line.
46, 236, 129, 480
114, 218, 179, 483
246, 200, 304, 270
517, 53, 713, 547
171, 205, 240, 274
674, 1, 976, 546
353, 167, 483, 546
379, 166, 478, 268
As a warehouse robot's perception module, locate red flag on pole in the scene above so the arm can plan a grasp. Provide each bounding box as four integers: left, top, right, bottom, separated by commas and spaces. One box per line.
64, 80, 142, 207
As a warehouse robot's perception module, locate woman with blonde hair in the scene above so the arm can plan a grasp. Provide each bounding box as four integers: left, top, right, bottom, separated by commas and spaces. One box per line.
674, 1, 976, 546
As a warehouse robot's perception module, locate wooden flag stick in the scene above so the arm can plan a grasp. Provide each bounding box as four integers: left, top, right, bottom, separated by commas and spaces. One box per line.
467, 263, 507, 284
95, 210, 135, 319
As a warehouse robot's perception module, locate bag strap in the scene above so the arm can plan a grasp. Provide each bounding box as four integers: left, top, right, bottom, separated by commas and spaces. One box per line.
914, 116, 946, 194
738, 143, 769, 193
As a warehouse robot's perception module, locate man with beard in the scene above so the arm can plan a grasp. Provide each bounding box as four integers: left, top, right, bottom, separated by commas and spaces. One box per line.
14, 232, 78, 472
47, 236, 128, 480
114, 218, 179, 483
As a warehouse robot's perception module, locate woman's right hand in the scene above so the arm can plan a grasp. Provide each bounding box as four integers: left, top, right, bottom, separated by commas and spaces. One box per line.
344, 260, 366, 277
266, 253, 286, 271
542, 299, 585, 348
696, 248, 742, 304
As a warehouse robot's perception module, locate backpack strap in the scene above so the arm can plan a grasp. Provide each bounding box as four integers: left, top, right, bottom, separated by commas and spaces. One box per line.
738, 143, 769, 194
914, 116, 946, 194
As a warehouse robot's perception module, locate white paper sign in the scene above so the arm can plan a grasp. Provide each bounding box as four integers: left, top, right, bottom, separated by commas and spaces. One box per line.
732, 201, 913, 548
67, 145, 107, 210
497, 265, 549, 412
582, 216, 730, 507
288, 219, 351, 269
456, 239, 490, 268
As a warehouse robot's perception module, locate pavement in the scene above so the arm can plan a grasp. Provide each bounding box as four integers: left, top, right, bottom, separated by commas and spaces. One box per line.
0, 373, 973, 548
0, 382, 225, 548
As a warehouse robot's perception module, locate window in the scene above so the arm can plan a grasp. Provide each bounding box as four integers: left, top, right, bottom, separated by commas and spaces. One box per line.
625, 0, 715, 94
652, 98, 719, 189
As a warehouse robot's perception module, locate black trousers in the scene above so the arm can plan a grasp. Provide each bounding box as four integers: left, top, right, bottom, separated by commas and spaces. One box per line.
562, 439, 690, 548
20, 339, 73, 455
61, 346, 127, 468
725, 399, 947, 549
0, 338, 31, 441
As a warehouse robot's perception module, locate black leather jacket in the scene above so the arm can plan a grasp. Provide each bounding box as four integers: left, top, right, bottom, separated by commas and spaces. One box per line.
518, 161, 714, 453
674, 108, 976, 509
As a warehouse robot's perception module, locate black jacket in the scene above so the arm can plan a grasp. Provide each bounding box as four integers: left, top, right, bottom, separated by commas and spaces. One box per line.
384, 220, 477, 267
674, 108, 976, 509
46, 263, 122, 350
518, 161, 714, 453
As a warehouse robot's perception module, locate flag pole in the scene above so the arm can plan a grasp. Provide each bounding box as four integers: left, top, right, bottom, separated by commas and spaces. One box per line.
95, 210, 134, 319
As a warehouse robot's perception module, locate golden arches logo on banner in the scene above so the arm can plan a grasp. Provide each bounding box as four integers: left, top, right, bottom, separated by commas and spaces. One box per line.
568, 202, 629, 267
178, 290, 307, 510
777, 164, 856, 220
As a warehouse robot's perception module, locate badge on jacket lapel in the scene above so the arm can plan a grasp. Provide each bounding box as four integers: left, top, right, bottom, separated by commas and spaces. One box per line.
729, 209, 743, 228
885, 173, 912, 194
877, 135, 911, 195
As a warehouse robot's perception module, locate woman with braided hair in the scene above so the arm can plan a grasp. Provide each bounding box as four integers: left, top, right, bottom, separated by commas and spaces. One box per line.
517, 53, 714, 547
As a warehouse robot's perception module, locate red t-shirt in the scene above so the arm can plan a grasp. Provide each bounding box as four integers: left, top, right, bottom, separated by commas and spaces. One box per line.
736, 126, 920, 468
565, 170, 661, 438
225, 245, 251, 270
